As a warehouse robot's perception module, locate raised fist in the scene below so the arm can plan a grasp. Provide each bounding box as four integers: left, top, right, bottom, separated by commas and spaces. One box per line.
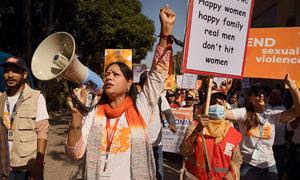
159, 5, 176, 36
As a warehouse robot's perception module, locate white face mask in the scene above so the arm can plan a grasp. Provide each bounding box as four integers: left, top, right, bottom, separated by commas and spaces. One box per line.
208, 104, 225, 120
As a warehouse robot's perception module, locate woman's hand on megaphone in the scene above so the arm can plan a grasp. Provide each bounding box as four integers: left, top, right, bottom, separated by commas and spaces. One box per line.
67, 85, 89, 129
67, 86, 88, 115
74, 86, 88, 105
66, 96, 75, 111
67, 96, 83, 129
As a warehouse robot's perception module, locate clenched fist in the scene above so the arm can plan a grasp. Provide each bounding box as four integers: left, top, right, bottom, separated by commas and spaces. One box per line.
160, 5, 176, 36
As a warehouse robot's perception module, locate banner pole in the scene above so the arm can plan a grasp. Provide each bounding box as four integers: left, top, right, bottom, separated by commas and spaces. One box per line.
202, 76, 213, 177
204, 77, 213, 115
180, 77, 213, 179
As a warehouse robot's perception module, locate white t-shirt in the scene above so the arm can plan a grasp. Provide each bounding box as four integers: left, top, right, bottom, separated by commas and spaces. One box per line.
268, 105, 286, 145
82, 112, 131, 180
232, 107, 283, 168
3, 93, 49, 158
149, 94, 171, 147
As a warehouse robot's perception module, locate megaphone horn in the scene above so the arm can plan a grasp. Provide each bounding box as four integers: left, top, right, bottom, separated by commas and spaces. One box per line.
31, 32, 103, 95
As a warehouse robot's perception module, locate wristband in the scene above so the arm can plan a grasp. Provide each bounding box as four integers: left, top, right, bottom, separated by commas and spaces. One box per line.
159, 33, 171, 38
159, 34, 173, 45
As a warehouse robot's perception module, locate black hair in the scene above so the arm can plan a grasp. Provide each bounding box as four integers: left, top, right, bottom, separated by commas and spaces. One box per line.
210, 95, 225, 106
244, 97, 260, 131
230, 91, 239, 97
106, 62, 133, 81
98, 62, 138, 106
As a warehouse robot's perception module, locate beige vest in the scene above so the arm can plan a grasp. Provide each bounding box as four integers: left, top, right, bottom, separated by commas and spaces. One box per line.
0, 84, 40, 169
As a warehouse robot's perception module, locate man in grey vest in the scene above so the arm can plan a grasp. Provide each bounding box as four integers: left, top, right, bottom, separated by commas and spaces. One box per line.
0, 56, 49, 180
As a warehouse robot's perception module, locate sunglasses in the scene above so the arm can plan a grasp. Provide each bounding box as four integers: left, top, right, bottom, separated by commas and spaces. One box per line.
252, 90, 268, 97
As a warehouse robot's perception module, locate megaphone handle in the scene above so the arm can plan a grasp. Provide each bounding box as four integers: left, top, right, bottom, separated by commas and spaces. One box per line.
70, 93, 92, 114
68, 82, 93, 115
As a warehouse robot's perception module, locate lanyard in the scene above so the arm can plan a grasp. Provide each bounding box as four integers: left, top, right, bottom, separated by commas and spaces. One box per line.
6, 92, 23, 129
258, 113, 267, 138
255, 113, 267, 149
105, 117, 120, 155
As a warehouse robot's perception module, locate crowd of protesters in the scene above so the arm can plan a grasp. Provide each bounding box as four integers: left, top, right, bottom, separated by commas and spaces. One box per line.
0, 5, 299, 180
162, 77, 300, 180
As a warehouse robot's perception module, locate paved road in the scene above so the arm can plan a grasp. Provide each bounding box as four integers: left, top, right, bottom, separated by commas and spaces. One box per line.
44, 110, 182, 180
44, 111, 81, 180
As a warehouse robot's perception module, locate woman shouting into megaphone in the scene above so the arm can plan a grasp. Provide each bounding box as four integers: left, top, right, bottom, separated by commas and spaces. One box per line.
65, 6, 176, 180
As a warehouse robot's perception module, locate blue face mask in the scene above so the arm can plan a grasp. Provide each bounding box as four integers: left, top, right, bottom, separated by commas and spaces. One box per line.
208, 104, 225, 120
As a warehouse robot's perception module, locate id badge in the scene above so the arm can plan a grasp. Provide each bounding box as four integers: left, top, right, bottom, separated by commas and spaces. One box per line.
8, 129, 14, 141
252, 148, 261, 160
100, 153, 111, 177
224, 143, 234, 156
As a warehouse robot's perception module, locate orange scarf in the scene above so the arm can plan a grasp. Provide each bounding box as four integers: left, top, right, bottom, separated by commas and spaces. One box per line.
203, 119, 231, 144
247, 123, 272, 139
98, 96, 147, 130
87, 96, 155, 179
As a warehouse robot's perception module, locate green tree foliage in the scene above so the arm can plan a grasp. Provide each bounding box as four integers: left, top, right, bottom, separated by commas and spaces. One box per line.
0, 0, 155, 110
75, 0, 156, 72
0, 0, 155, 71
0, 0, 24, 56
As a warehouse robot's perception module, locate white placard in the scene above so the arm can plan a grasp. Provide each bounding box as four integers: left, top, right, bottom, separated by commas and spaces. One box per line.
176, 75, 183, 89
133, 64, 147, 83
182, 0, 254, 78
162, 108, 193, 153
181, 73, 198, 89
